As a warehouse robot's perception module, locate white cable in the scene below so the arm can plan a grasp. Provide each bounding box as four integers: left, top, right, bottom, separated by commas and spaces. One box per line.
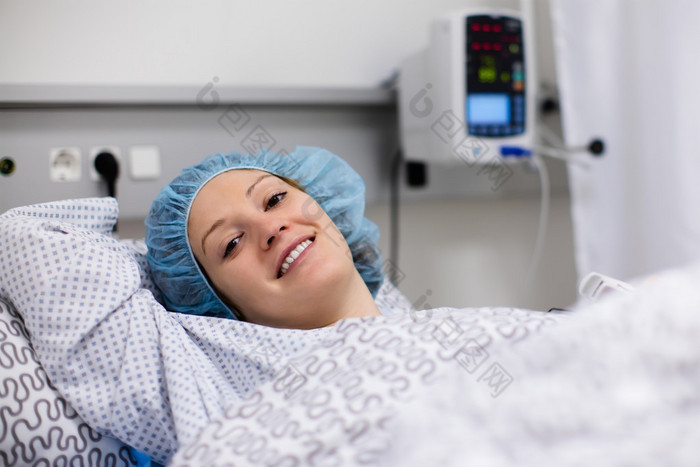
535, 119, 596, 168
530, 144, 591, 168
520, 153, 550, 305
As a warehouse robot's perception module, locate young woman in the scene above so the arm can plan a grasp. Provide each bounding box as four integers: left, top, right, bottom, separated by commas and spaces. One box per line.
145, 146, 385, 328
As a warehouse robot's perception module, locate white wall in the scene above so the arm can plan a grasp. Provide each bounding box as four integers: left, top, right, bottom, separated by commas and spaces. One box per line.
0, 0, 556, 87
368, 194, 577, 311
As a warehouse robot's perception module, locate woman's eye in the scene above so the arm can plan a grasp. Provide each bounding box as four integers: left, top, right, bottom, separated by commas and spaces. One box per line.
266, 192, 287, 210
223, 236, 240, 258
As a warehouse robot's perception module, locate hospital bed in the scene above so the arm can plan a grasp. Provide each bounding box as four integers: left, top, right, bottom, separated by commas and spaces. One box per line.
1, 197, 699, 466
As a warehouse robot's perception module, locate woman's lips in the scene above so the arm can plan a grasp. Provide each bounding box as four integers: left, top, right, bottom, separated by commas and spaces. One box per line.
277, 236, 315, 278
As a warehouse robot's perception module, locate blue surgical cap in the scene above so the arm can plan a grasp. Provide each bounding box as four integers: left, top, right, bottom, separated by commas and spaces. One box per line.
145, 146, 384, 320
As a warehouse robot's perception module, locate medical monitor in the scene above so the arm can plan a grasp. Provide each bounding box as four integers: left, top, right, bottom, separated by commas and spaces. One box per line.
399, 9, 535, 165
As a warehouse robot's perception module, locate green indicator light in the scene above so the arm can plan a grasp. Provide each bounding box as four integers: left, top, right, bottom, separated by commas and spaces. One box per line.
509, 43, 519, 54
501, 72, 510, 82
479, 67, 497, 83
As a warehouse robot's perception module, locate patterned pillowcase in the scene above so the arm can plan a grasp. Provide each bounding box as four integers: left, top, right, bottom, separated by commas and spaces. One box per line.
0, 297, 138, 466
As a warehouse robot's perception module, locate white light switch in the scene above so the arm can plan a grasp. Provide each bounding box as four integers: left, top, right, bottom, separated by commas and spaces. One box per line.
129, 145, 161, 180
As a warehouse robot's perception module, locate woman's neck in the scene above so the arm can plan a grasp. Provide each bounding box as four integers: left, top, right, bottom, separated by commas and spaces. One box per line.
329, 272, 382, 326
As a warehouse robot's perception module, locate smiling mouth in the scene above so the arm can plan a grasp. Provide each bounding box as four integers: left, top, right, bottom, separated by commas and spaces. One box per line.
277, 238, 314, 278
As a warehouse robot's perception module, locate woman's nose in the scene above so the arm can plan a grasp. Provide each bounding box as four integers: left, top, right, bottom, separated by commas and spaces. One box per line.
260, 222, 287, 249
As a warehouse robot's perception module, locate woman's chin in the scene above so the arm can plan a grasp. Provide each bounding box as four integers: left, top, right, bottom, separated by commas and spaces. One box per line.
284, 255, 351, 291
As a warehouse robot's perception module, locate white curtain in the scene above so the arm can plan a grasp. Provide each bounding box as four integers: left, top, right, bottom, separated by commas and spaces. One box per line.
551, 0, 700, 281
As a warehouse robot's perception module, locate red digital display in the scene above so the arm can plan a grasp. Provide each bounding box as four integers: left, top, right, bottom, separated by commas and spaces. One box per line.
466, 15, 526, 137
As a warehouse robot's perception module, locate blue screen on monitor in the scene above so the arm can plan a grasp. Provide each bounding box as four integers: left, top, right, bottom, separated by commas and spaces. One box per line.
467, 93, 510, 125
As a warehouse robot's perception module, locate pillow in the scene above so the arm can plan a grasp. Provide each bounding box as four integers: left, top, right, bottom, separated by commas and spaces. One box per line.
0, 296, 138, 466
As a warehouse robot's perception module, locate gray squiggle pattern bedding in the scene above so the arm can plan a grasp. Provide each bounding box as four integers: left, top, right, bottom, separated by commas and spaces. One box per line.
170, 306, 568, 465
0, 298, 137, 466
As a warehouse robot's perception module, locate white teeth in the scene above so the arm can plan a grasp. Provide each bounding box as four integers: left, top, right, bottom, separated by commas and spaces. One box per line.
278, 239, 313, 277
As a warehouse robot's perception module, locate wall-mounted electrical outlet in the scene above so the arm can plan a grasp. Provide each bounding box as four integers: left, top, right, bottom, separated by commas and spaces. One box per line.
89, 146, 121, 181
49, 147, 82, 182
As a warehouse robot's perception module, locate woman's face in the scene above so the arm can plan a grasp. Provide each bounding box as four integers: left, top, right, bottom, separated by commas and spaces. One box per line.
188, 169, 358, 329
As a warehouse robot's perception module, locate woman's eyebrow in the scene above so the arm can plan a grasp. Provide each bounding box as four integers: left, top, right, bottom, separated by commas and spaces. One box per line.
201, 218, 225, 256
246, 174, 273, 198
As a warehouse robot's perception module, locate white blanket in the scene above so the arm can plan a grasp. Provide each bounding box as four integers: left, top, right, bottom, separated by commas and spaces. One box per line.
170, 264, 700, 466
